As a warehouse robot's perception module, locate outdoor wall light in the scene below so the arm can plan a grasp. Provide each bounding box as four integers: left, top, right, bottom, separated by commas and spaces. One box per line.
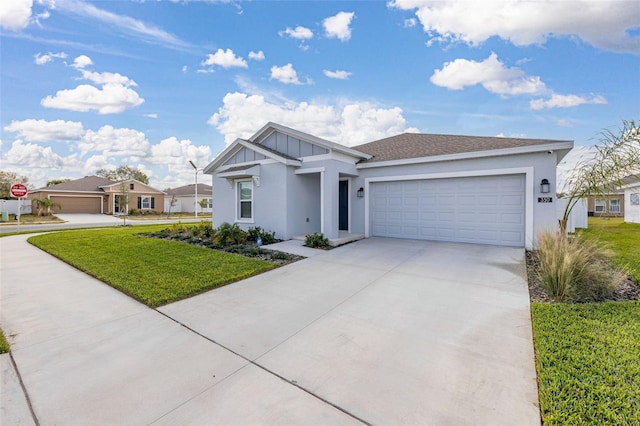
357, 187, 364, 198
540, 179, 550, 194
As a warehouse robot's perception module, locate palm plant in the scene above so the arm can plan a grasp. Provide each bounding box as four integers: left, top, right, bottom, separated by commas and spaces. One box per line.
33, 198, 61, 216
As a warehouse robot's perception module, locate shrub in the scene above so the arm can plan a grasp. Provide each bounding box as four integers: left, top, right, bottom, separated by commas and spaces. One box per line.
270, 251, 290, 260
216, 222, 247, 245
169, 222, 186, 236
247, 226, 277, 245
535, 230, 623, 302
304, 232, 329, 248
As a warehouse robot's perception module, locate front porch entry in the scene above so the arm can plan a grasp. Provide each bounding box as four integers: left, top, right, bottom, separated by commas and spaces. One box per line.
339, 180, 349, 231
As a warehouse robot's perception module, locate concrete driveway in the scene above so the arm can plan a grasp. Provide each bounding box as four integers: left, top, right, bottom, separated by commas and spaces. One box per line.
1, 235, 539, 425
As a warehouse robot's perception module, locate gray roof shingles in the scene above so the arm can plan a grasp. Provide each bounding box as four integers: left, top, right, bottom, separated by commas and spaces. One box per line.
353, 133, 572, 163
34, 176, 115, 192
166, 183, 212, 196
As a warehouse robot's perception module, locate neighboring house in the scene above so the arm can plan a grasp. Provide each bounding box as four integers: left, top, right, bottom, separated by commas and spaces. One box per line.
164, 184, 212, 213
205, 123, 573, 249
586, 194, 624, 217
28, 176, 165, 214
624, 181, 640, 224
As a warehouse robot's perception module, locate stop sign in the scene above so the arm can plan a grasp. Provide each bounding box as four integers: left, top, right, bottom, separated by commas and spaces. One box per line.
10, 183, 28, 198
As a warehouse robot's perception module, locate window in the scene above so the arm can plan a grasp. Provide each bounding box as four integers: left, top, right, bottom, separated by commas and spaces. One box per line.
595, 198, 606, 212
138, 196, 154, 210
130, 183, 134, 190
631, 193, 640, 206
609, 199, 620, 213
237, 180, 252, 220
207, 198, 213, 208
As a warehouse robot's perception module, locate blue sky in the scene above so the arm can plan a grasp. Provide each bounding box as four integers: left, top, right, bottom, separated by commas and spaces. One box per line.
1, 0, 639, 189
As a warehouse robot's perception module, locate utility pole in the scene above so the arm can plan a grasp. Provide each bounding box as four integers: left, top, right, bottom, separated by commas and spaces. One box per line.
189, 160, 198, 218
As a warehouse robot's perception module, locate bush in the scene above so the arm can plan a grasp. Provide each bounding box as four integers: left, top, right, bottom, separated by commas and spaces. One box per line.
535, 230, 623, 302
169, 222, 187, 236
216, 222, 247, 245
304, 232, 329, 248
270, 251, 290, 260
247, 226, 277, 245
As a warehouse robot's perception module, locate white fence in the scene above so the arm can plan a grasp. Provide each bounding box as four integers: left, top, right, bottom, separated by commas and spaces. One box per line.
556, 197, 588, 233
0, 199, 32, 215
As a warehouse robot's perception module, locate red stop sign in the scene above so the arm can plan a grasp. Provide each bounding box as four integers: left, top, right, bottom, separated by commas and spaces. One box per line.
10, 183, 28, 198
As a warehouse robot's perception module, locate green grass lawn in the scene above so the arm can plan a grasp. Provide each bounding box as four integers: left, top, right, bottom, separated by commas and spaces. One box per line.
532, 302, 640, 425
28, 225, 277, 307
579, 217, 640, 281
532, 217, 640, 424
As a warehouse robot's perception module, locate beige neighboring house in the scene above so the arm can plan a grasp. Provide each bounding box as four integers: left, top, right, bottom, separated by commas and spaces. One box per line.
586, 193, 624, 217
165, 183, 212, 214
29, 176, 165, 214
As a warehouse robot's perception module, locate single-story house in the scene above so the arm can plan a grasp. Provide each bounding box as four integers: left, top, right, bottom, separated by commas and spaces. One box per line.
204, 122, 574, 249
28, 176, 165, 214
624, 181, 640, 224
586, 193, 624, 217
164, 184, 212, 214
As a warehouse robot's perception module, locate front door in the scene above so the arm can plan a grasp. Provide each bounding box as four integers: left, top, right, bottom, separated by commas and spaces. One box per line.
339, 180, 348, 231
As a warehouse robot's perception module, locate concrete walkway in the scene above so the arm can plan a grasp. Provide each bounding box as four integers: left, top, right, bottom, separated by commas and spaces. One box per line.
1, 234, 540, 425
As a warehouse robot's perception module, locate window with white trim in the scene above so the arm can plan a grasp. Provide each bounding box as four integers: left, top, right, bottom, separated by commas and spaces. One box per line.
207, 198, 212, 208
609, 199, 620, 213
237, 180, 253, 220
595, 198, 606, 212
141, 196, 152, 209
631, 193, 640, 206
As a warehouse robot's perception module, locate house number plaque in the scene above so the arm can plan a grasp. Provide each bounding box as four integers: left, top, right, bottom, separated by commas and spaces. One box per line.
538, 197, 553, 203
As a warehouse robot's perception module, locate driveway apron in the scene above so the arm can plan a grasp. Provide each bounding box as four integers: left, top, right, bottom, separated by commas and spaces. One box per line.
160, 237, 540, 425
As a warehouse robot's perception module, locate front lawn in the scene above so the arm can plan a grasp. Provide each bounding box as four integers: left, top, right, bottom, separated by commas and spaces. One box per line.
579, 217, 640, 281
28, 225, 277, 307
532, 302, 640, 425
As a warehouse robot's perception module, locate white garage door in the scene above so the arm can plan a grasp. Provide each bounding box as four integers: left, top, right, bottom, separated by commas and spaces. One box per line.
370, 175, 525, 247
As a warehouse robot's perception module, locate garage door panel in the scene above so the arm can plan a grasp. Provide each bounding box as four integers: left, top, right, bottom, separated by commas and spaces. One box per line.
51, 196, 101, 213
371, 175, 525, 247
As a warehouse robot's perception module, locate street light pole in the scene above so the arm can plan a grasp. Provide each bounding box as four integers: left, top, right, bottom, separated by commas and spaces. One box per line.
189, 160, 198, 218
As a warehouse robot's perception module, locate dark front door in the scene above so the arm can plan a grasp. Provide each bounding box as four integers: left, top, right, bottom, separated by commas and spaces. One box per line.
339, 180, 348, 231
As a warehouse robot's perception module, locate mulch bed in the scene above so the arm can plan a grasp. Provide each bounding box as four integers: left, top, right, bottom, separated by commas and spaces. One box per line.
525, 250, 640, 303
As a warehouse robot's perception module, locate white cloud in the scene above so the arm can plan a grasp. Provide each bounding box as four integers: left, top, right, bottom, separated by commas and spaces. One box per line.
248, 50, 265, 61
144, 113, 158, 119
207, 92, 419, 146
403, 18, 416, 28
41, 83, 144, 114
79, 125, 150, 157
34, 52, 67, 65
4, 119, 85, 142
323, 11, 355, 41
389, 0, 640, 53
182, 65, 188, 73
148, 136, 211, 166
556, 119, 575, 128
72, 55, 93, 69
323, 69, 352, 80
3, 140, 65, 169
530, 93, 607, 110
279, 25, 314, 40
430, 52, 546, 96
56, 0, 189, 51
201, 48, 248, 69
270, 64, 302, 85
79, 69, 137, 86
0, 0, 32, 31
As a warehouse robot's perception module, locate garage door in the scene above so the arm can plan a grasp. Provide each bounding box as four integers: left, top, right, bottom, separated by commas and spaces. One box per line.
370, 175, 525, 247
51, 196, 102, 213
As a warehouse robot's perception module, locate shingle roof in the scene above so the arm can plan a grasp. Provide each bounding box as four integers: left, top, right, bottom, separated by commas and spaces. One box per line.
354, 133, 572, 163
34, 176, 115, 192
166, 183, 212, 196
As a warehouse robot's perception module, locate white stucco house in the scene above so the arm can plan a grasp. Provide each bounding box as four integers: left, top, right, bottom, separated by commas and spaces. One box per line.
164, 184, 212, 214
204, 122, 573, 249
624, 181, 640, 224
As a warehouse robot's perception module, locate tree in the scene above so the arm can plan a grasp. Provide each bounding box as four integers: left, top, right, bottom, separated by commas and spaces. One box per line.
198, 198, 209, 213
46, 178, 71, 187
0, 171, 31, 199
560, 119, 640, 233
96, 166, 149, 184
33, 198, 61, 216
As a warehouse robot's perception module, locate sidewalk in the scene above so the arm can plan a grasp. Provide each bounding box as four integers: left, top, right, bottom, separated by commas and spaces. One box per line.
0, 235, 358, 425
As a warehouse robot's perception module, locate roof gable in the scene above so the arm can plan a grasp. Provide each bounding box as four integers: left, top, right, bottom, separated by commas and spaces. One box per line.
99, 179, 163, 194
354, 133, 574, 164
